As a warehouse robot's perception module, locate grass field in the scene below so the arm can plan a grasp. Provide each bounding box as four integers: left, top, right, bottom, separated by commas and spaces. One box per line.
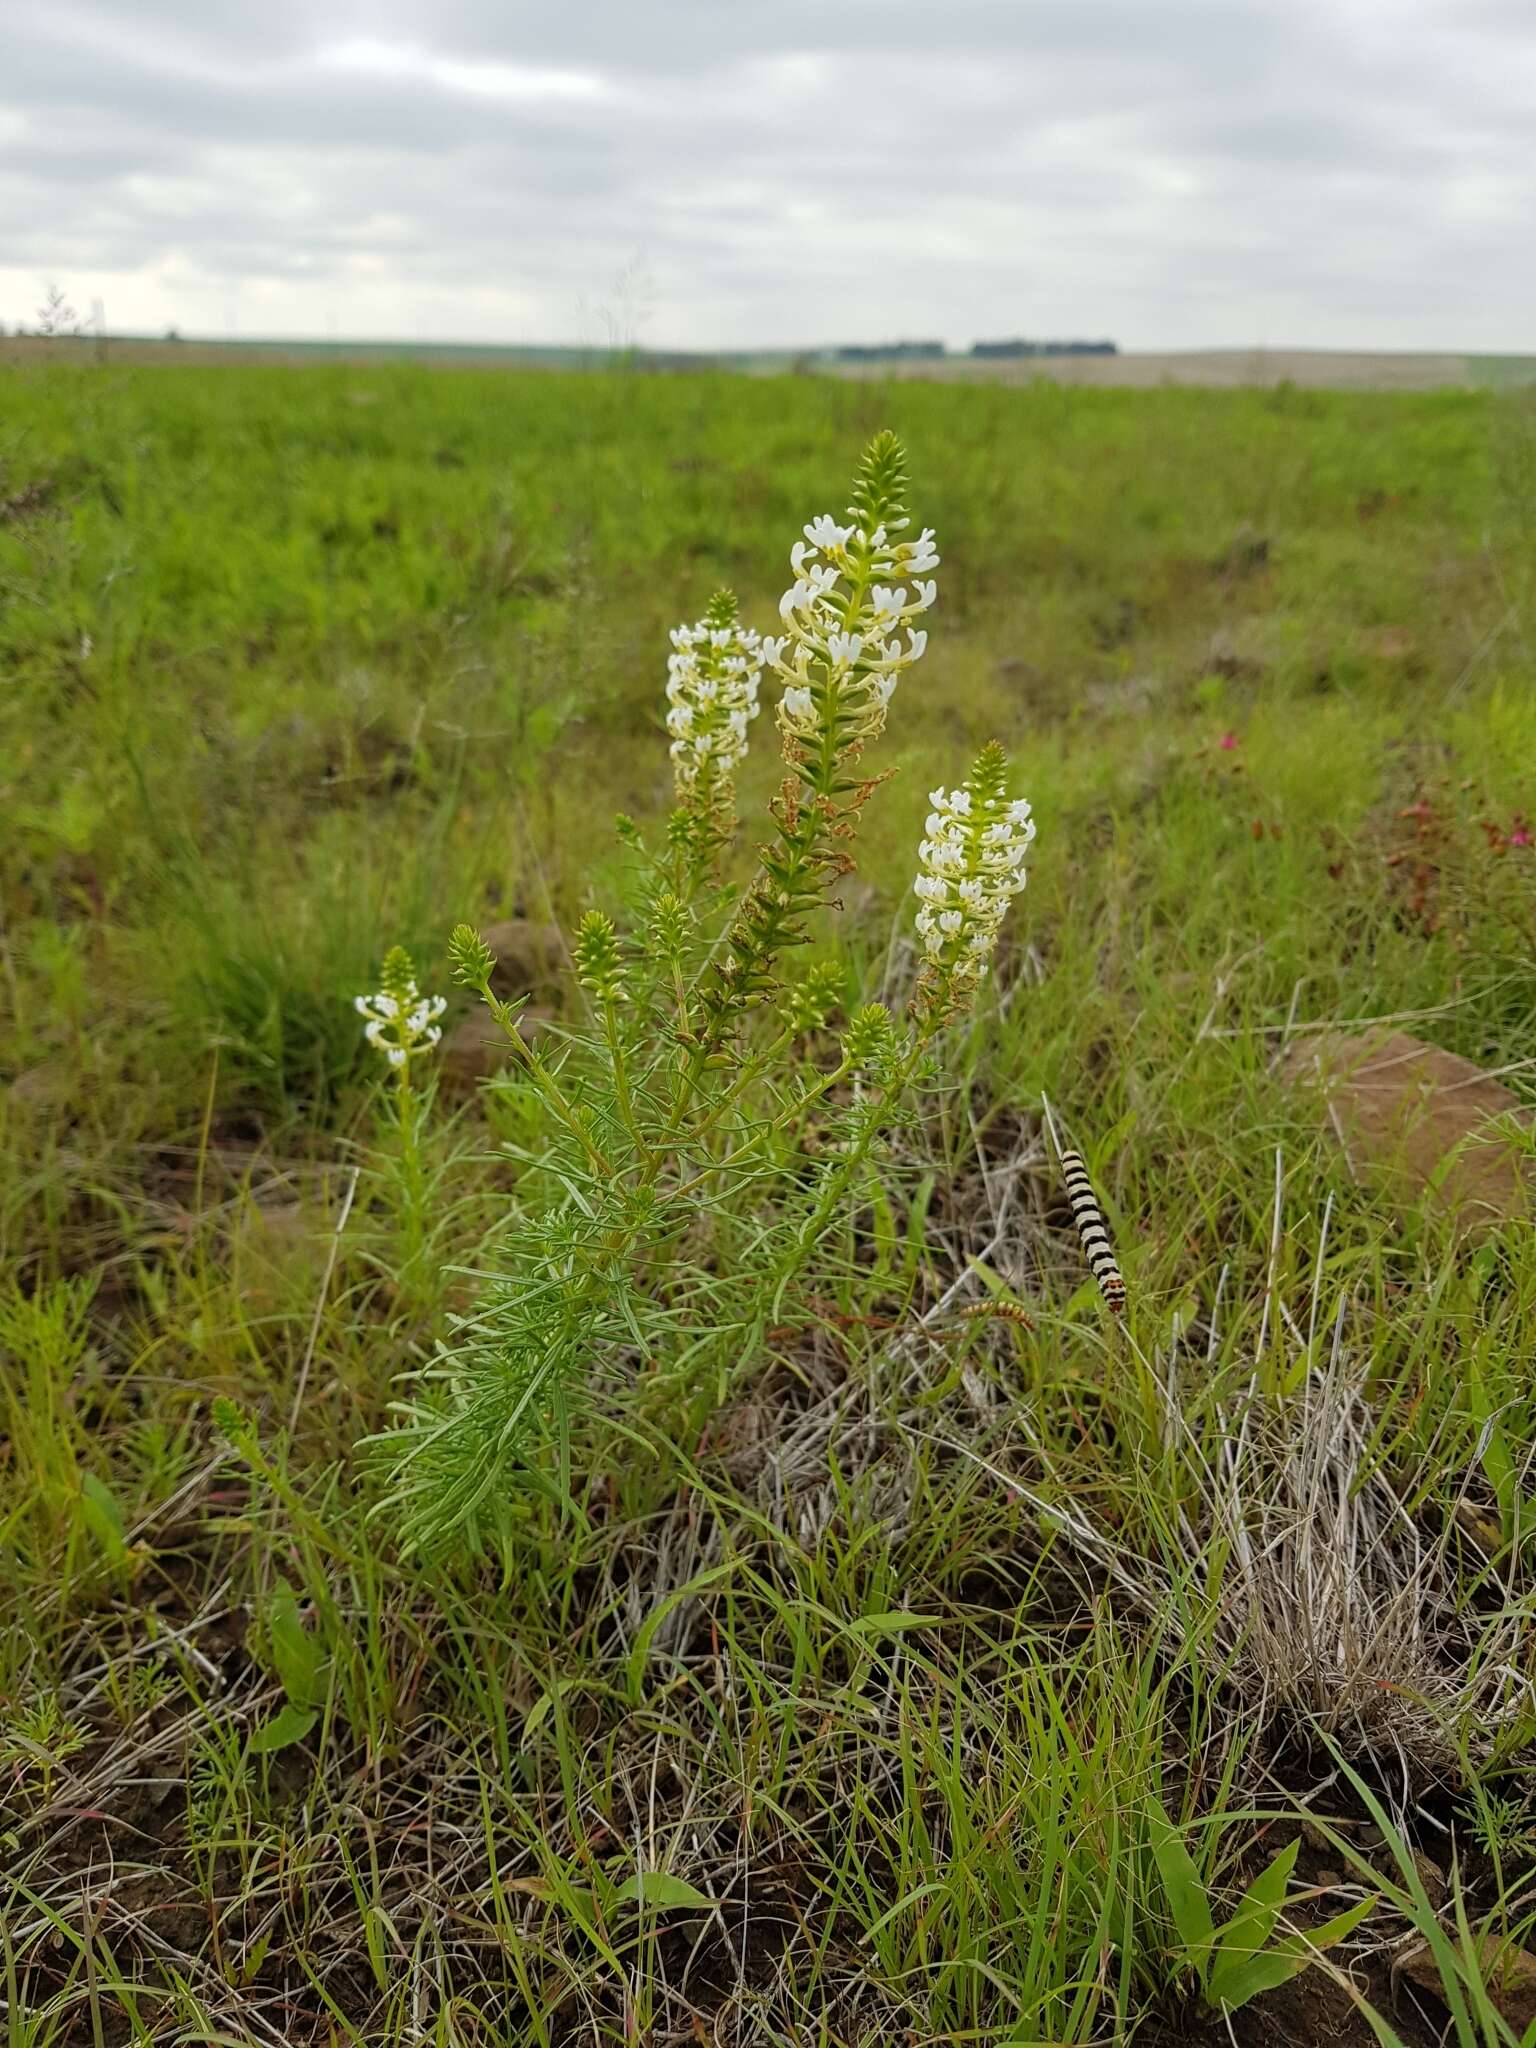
4, 358, 1536, 2045
10, 336, 1536, 392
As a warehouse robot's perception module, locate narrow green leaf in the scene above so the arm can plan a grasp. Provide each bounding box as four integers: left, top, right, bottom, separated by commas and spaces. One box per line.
522, 1679, 575, 1745
625, 1562, 737, 1702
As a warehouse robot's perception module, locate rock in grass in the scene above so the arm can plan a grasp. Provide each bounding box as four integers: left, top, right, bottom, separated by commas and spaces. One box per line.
1280, 1028, 1529, 1237
1397, 1934, 1536, 2031
479, 918, 566, 1002
439, 1004, 555, 1092
439, 918, 565, 1092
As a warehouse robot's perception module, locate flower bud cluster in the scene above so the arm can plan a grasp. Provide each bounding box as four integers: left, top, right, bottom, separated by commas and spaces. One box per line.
574, 909, 627, 1004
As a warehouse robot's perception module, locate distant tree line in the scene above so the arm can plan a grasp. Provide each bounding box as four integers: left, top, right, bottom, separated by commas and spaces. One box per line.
970, 338, 1118, 357
828, 337, 1119, 363
833, 340, 946, 362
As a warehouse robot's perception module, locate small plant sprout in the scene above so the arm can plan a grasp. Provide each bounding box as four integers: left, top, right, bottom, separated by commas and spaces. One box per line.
1148, 1804, 1374, 2013
912, 741, 1035, 1027
666, 591, 763, 876
356, 946, 444, 1298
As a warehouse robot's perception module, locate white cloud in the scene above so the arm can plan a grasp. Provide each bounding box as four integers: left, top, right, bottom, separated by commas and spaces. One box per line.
317, 39, 613, 103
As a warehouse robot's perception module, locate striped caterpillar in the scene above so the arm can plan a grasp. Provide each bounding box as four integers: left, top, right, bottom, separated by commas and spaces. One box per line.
1060, 1149, 1126, 1314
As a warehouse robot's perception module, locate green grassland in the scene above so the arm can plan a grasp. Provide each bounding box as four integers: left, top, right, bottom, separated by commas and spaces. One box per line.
3, 360, 1536, 2044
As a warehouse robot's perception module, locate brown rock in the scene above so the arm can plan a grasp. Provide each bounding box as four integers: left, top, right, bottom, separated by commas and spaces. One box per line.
1280, 1028, 1530, 1237
480, 918, 566, 1001
1398, 1934, 1536, 2030
1364, 624, 1418, 661
229, 1193, 323, 1309
1408, 1851, 1449, 1913
9, 1059, 68, 1106
439, 1004, 555, 1093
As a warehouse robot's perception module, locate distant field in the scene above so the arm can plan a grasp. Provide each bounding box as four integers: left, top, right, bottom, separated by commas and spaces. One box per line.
831, 345, 1536, 392
4, 359, 1536, 2044
7, 332, 1535, 390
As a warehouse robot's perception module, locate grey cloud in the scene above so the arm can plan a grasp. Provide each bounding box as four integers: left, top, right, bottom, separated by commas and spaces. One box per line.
3, 0, 1533, 349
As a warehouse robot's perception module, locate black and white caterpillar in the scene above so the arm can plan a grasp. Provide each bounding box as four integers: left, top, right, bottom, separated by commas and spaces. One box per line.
1060, 1149, 1126, 1314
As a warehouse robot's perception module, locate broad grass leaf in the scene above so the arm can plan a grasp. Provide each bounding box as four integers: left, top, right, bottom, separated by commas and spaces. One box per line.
265, 1581, 324, 1708
610, 1872, 714, 1912
249, 1702, 317, 1754
845, 1611, 940, 1638
1210, 1895, 1378, 2010
1205, 1836, 1298, 2006
1207, 1950, 1311, 2011
78, 1474, 128, 1566
1147, 1803, 1215, 1963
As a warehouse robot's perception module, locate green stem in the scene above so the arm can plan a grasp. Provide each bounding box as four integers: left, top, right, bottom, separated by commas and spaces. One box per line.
603, 997, 652, 1171
481, 989, 613, 1180
671, 1054, 855, 1201
769, 1033, 925, 1320
394, 1062, 426, 1277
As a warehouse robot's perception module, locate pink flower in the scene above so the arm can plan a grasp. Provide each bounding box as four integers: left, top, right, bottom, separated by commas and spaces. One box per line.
1511, 824, 1532, 848
1218, 731, 1240, 751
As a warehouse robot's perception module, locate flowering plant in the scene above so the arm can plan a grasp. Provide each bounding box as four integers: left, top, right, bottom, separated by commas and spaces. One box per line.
366, 434, 1035, 1556
355, 949, 446, 1070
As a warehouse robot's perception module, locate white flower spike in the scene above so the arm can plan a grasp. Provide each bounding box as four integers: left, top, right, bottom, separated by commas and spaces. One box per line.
666, 594, 764, 798
764, 438, 941, 758
357, 947, 446, 1071
912, 743, 1035, 1018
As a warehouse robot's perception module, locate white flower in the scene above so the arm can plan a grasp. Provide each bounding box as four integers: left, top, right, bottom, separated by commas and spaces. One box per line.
356, 967, 446, 1071
804, 513, 855, 550
898, 528, 940, 576
781, 685, 816, 728
768, 494, 940, 751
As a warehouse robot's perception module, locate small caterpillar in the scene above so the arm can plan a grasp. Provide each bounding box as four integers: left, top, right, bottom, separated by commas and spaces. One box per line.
1060, 1149, 1126, 1314
957, 1300, 1037, 1331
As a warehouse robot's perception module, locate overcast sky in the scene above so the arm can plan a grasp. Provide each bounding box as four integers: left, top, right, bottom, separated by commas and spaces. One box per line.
3, 0, 1532, 352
